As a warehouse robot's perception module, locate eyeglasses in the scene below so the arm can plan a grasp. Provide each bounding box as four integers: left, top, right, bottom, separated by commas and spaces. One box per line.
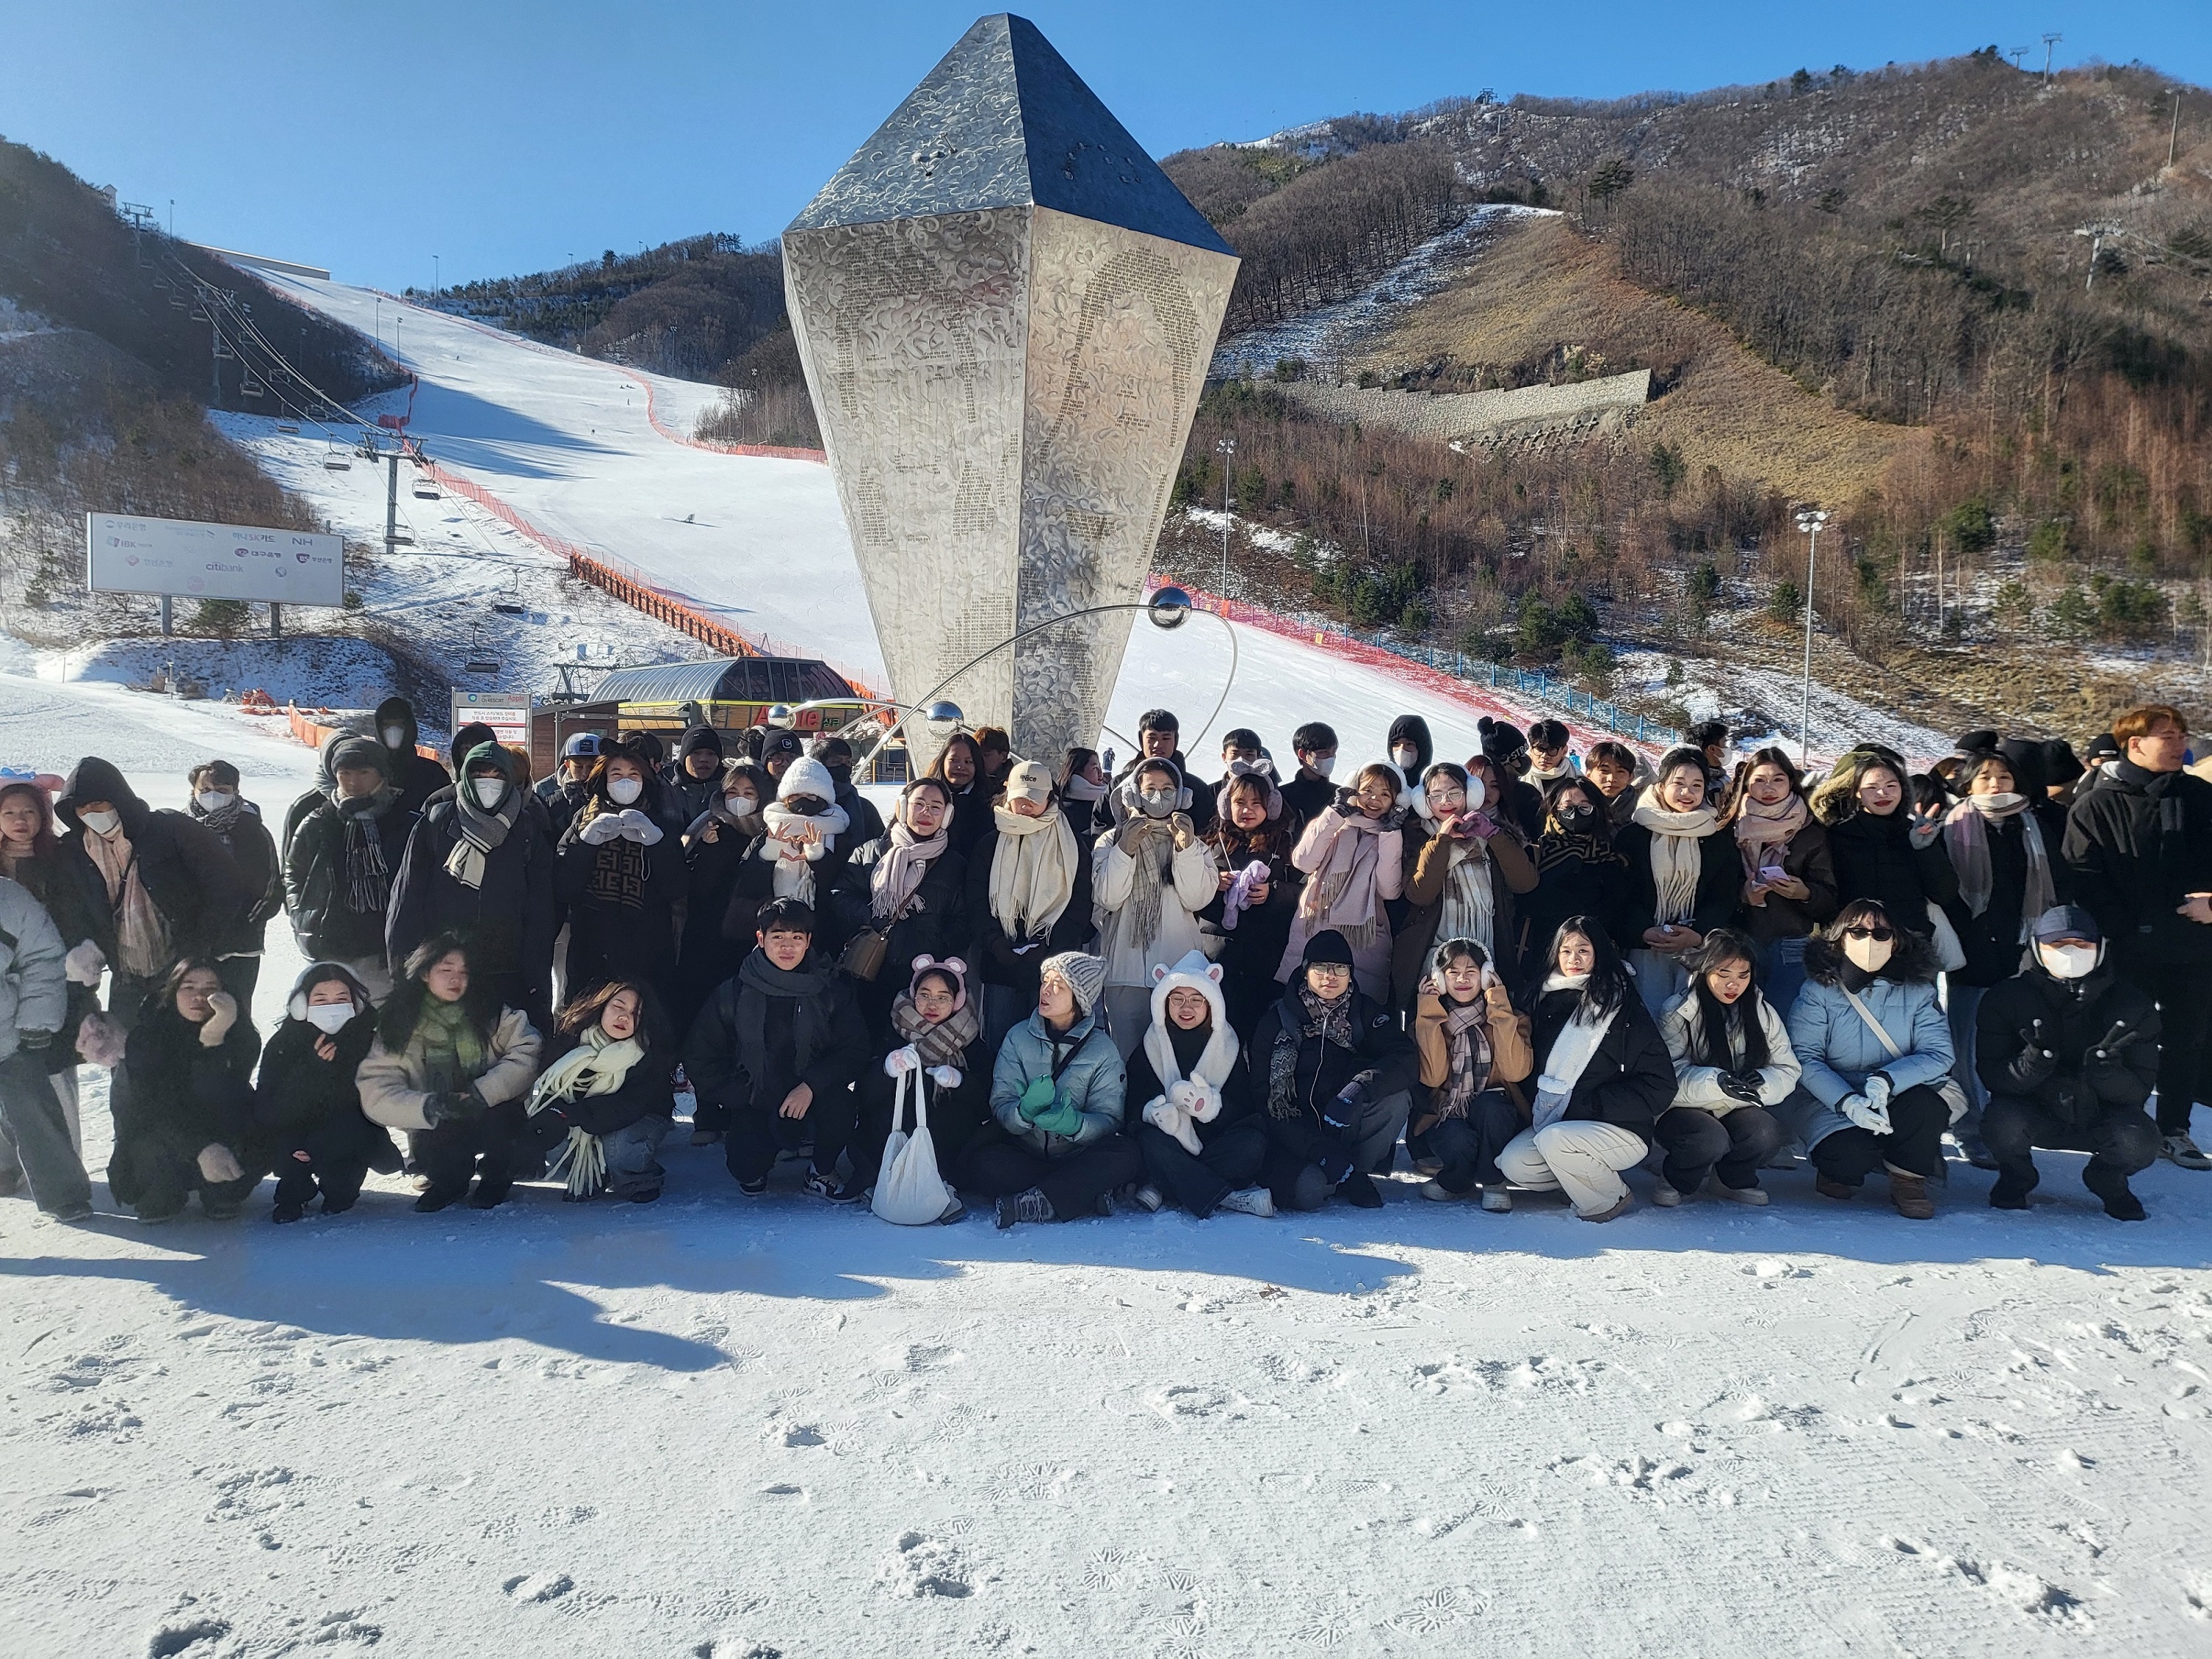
1843, 925, 1895, 942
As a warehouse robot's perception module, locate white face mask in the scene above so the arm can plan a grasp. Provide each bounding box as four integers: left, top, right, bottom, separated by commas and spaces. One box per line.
1843, 935, 1894, 973
1311, 756, 1337, 779
608, 776, 644, 806
1391, 745, 1419, 771
472, 779, 507, 810
195, 790, 234, 814
381, 724, 406, 748
305, 1003, 355, 1034
2038, 942, 2100, 980
79, 810, 120, 836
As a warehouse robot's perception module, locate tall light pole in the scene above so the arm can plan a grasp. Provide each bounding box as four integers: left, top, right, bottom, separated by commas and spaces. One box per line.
1216, 437, 1237, 597
1795, 507, 1829, 766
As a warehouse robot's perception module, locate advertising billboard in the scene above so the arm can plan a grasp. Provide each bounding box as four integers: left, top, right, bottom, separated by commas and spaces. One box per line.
86, 512, 344, 608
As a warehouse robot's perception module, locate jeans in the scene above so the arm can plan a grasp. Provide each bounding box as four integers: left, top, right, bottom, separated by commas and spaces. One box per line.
1763, 934, 1809, 1026
1944, 979, 1989, 1135
1425, 1091, 1522, 1193
1807, 1083, 1948, 1183
1980, 1095, 2158, 1197
1496, 1120, 1648, 1216
215, 955, 262, 1026
1654, 1105, 1781, 1192
2114, 956, 2212, 1135
1630, 949, 1690, 1020
1136, 1119, 1266, 1217
0, 1049, 91, 1214
599, 1114, 672, 1198
981, 984, 1029, 1068
959, 1131, 1145, 1219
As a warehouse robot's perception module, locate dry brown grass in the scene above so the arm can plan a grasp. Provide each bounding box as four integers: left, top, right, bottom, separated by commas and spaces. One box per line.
1371, 215, 1925, 509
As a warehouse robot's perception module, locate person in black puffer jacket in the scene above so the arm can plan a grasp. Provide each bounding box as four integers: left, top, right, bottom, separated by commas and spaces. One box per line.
672, 758, 769, 1034
844, 956, 992, 1214
1251, 930, 1416, 1211
254, 962, 398, 1222
664, 725, 726, 829
830, 778, 968, 1039
1811, 747, 1957, 935
525, 978, 678, 1203
1475, 718, 1545, 843
1976, 905, 2160, 1220
1126, 949, 1272, 1219
373, 696, 452, 823
1494, 915, 1675, 1222
554, 741, 684, 1004
184, 759, 283, 1020
114, 957, 265, 1221
284, 737, 414, 999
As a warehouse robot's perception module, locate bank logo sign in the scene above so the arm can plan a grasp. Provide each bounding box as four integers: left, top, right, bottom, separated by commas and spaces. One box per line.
86, 512, 344, 608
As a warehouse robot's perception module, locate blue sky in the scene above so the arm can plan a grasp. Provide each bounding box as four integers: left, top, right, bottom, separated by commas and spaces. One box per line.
3, 1, 2205, 291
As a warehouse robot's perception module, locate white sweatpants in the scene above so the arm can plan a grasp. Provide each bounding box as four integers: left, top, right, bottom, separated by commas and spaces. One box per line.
1497, 1121, 1648, 1217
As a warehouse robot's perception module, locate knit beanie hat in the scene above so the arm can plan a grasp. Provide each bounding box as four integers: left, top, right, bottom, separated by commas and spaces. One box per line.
1302, 929, 1356, 973
330, 736, 389, 779
778, 756, 838, 804
681, 724, 726, 761
1039, 950, 1107, 1017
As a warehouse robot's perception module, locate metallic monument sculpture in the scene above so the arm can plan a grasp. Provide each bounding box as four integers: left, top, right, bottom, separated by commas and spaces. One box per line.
782, 13, 1238, 762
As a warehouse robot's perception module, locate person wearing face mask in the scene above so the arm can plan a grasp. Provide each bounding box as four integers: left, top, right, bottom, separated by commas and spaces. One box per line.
1110, 710, 1217, 835
1411, 938, 1531, 1209
832, 777, 970, 1039
1393, 761, 1537, 1008
1582, 740, 1647, 830
723, 755, 854, 950
1280, 762, 1408, 1006
968, 760, 1091, 1057
1774, 901, 1958, 1219
251, 963, 398, 1221
1687, 720, 1733, 806
1937, 739, 2069, 1169
1515, 776, 1632, 985
284, 737, 411, 1001
1386, 714, 1434, 810
1124, 950, 1273, 1218
1719, 747, 1837, 1020
1475, 718, 1545, 842
1618, 747, 1742, 1018
672, 758, 771, 1038
1201, 771, 1302, 1041
2062, 703, 2212, 1171
1095, 759, 1222, 1057
113, 958, 265, 1222
386, 742, 557, 1028
813, 736, 886, 846
1972, 906, 2160, 1219
185, 760, 282, 1021
554, 743, 683, 1005
1809, 747, 1958, 940
1059, 748, 1112, 841
536, 731, 602, 839
373, 697, 451, 822
662, 726, 727, 830
1279, 721, 1340, 832
1655, 930, 1798, 1206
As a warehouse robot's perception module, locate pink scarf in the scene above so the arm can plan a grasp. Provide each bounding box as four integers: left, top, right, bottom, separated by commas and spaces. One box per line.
1731, 791, 1809, 884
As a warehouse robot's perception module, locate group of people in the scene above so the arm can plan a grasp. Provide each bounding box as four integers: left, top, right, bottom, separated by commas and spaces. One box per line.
0, 690, 2203, 1232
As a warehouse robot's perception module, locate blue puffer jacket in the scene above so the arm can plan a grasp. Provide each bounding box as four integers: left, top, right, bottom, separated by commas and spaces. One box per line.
990, 1006, 1126, 1157
1775, 974, 1954, 1150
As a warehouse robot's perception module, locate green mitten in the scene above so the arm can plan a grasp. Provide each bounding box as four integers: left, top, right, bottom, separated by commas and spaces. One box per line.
1031, 1097, 1084, 1138
1017, 1075, 1059, 1121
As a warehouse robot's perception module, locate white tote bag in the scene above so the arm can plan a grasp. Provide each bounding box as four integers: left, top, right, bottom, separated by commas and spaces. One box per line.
873, 1065, 956, 1225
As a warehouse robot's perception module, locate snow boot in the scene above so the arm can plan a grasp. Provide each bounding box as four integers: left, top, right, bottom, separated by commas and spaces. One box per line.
1650, 1179, 1683, 1207
1988, 1170, 2037, 1210
1885, 1165, 1935, 1220
2083, 1161, 2146, 1221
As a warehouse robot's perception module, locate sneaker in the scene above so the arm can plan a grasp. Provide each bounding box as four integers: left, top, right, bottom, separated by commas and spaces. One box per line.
44, 1199, 94, 1224
2160, 1133, 2212, 1171
202, 1200, 243, 1221
735, 1175, 769, 1197
935, 1195, 968, 1224
995, 1186, 1054, 1228
1217, 1186, 1276, 1217
689, 1127, 724, 1148
1651, 1179, 1683, 1208
135, 1204, 181, 1225
1478, 1186, 1513, 1213
271, 1203, 306, 1224
1129, 1183, 1165, 1214
1417, 1178, 1461, 1203
802, 1170, 841, 1202
1703, 1178, 1770, 1207
1338, 1171, 1384, 1209
1577, 1192, 1633, 1223
412, 1187, 462, 1214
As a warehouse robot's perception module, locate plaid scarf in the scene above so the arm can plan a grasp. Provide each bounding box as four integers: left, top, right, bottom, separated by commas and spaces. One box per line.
1433, 990, 1494, 1120
890, 992, 981, 1071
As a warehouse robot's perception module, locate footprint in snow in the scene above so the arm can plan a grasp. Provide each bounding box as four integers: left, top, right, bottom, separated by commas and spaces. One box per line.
502, 1571, 574, 1603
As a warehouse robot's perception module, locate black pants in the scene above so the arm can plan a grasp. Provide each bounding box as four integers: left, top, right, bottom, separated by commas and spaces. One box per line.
1136, 1119, 1265, 1217
1425, 1092, 1523, 1194
215, 955, 262, 1026
1981, 1095, 2159, 1195
959, 1132, 1144, 1220
1810, 1084, 1948, 1184
799, 1084, 864, 1183
114, 1133, 263, 1218
725, 1095, 826, 1183
1655, 1105, 1781, 1193
2116, 955, 2212, 1134
272, 1152, 368, 1214
414, 1104, 528, 1200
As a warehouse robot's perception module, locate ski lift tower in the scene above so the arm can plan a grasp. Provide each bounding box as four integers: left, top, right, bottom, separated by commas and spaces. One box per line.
355, 432, 429, 558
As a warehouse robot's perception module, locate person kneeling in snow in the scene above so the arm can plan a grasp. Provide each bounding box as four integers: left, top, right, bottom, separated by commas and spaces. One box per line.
1975, 905, 2160, 1220
358, 933, 544, 1214
254, 963, 399, 1222
1124, 950, 1273, 1219
1251, 930, 1416, 1212
977, 952, 1141, 1227
526, 979, 675, 1203
1411, 937, 1531, 1211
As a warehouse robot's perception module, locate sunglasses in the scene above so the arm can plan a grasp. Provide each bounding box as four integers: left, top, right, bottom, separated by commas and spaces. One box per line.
1843, 925, 1896, 942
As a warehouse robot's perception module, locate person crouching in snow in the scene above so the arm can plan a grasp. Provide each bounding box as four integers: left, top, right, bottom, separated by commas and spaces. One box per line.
978, 951, 1141, 1227
1252, 930, 1416, 1211
1124, 949, 1273, 1219
254, 963, 398, 1222
1653, 929, 1798, 1207
525, 979, 675, 1203
112, 958, 265, 1222
1411, 937, 1531, 1211
1093, 759, 1220, 1057
358, 933, 544, 1214
846, 956, 988, 1220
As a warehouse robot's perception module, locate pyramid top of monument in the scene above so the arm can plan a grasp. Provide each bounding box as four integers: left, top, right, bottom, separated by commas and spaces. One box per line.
786, 13, 1234, 256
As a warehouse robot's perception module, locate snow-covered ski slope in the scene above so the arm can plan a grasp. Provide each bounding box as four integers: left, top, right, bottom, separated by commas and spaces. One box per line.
255, 272, 1567, 768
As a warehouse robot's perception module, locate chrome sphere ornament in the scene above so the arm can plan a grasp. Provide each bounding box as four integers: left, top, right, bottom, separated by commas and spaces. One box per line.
1147, 586, 1193, 629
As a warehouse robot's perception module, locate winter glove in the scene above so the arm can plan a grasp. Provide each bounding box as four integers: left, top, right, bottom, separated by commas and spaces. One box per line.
1861, 1072, 1893, 1116
1331, 796, 1361, 818
614, 808, 664, 845
1016, 1075, 1059, 1122
926, 1065, 963, 1091
1717, 1069, 1764, 1105
884, 1045, 922, 1079
1316, 1147, 1356, 1187
2008, 1024, 2059, 1088
63, 940, 105, 987
196, 1142, 244, 1185
1321, 1082, 1366, 1136
1030, 1096, 1083, 1138
2082, 1022, 2133, 1076
16, 1029, 52, 1052
1839, 1093, 1892, 1135
199, 992, 238, 1047
1169, 813, 1197, 850
1118, 819, 1152, 855
580, 812, 627, 845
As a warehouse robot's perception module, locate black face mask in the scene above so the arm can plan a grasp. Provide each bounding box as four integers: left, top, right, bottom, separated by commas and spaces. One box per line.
827, 764, 852, 791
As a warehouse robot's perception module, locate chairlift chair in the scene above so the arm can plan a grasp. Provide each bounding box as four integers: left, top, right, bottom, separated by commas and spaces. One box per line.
212, 338, 235, 360
276, 422, 299, 435
323, 443, 351, 473
151, 275, 170, 290
411, 478, 440, 499
189, 304, 209, 321
169, 291, 187, 309
240, 373, 265, 398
